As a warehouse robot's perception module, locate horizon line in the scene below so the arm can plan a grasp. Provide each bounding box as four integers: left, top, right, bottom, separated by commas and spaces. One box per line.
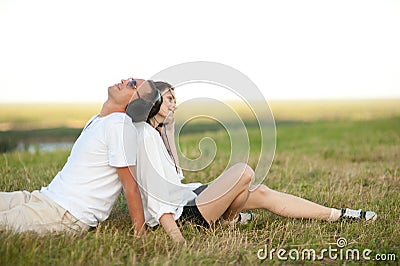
1, 97, 400, 105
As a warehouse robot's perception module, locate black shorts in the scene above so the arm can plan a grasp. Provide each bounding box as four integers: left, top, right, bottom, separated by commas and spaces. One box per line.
179, 184, 209, 228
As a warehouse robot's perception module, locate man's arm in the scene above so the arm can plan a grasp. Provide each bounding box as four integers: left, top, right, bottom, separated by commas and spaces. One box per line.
117, 166, 146, 234
159, 213, 186, 243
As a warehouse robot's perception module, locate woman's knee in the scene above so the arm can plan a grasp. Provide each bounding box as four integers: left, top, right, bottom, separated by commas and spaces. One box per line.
252, 184, 272, 197
233, 163, 254, 186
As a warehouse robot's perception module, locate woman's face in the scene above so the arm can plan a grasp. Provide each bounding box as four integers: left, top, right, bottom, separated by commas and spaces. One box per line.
158, 89, 176, 120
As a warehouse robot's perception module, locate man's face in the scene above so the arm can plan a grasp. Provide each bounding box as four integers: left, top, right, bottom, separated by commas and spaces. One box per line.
108, 78, 148, 107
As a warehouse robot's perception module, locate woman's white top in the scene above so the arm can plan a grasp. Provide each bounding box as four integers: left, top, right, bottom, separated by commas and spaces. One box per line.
135, 122, 200, 227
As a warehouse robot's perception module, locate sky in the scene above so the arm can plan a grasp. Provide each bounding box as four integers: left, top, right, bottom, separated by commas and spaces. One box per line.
0, 0, 399, 103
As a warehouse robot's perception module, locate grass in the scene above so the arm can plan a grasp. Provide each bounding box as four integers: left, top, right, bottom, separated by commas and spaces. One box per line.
1, 101, 400, 264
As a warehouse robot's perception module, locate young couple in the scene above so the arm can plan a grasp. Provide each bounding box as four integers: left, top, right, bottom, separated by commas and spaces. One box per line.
0, 77, 376, 241
127, 80, 377, 243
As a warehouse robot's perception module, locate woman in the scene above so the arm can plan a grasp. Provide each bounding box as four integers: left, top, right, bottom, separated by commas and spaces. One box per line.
130, 82, 377, 243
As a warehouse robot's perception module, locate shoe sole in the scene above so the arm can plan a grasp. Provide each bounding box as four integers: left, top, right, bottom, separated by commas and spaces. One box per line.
366, 213, 377, 222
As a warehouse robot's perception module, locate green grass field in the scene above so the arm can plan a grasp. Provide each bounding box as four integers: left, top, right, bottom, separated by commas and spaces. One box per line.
0, 100, 399, 264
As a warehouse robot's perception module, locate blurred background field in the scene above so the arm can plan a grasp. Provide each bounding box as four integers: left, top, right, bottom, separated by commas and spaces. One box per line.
0, 103, 102, 131
1, 99, 400, 129
1, 99, 399, 153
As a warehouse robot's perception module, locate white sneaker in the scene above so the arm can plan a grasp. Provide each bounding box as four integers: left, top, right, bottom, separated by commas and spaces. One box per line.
219, 212, 258, 226
238, 212, 258, 225
340, 208, 377, 222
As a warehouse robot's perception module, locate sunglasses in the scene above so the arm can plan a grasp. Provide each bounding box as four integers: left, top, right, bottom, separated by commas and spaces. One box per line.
127, 79, 162, 105
127, 78, 137, 88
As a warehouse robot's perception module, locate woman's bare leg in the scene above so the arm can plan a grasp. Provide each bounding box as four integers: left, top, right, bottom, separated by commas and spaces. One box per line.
242, 184, 337, 220
196, 163, 254, 224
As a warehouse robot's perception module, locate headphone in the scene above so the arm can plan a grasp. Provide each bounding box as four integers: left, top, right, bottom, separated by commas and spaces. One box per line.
126, 84, 163, 123
148, 90, 163, 119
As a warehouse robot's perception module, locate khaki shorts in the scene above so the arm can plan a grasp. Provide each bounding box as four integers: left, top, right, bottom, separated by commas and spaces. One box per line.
0, 190, 90, 235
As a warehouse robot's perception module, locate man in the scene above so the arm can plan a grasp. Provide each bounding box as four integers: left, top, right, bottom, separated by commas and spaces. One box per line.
0, 78, 153, 235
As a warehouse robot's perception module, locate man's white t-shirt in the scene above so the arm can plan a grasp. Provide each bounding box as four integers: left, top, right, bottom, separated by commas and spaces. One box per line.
40, 113, 137, 227
135, 122, 200, 227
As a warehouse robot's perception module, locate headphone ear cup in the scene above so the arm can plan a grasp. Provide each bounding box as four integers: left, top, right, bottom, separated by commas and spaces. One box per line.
148, 90, 163, 119
126, 98, 153, 122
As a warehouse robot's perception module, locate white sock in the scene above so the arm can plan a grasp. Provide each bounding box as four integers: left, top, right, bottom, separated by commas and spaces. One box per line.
328, 208, 341, 221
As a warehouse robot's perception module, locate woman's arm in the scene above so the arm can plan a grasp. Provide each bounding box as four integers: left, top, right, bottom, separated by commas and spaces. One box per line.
137, 123, 189, 242
159, 213, 186, 243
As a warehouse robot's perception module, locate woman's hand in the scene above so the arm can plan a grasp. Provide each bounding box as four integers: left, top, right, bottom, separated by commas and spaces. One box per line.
168, 228, 187, 244
158, 112, 181, 175
159, 213, 187, 244
164, 111, 175, 128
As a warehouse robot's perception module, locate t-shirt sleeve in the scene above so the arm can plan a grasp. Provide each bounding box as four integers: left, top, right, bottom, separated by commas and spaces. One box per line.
107, 115, 137, 167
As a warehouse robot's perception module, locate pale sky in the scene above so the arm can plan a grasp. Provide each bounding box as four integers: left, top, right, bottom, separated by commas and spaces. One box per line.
1, 0, 399, 103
